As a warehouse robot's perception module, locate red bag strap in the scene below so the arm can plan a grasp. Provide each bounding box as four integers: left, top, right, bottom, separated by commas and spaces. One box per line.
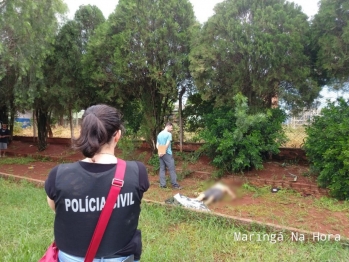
84, 159, 127, 262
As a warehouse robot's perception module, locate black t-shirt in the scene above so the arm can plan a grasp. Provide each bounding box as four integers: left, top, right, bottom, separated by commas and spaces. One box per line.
0, 128, 9, 143
45, 160, 149, 259
45, 161, 149, 200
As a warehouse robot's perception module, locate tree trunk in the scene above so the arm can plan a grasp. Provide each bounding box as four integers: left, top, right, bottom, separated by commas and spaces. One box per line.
178, 85, 186, 152
35, 108, 48, 151
47, 112, 53, 138
76, 112, 79, 127
69, 107, 74, 142
33, 110, 37, 143
9, 107, 15, 142
59, 115, 64, 126
0, 105, 7, 124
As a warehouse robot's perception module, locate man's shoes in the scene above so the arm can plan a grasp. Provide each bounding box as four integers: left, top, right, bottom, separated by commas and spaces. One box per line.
172, 184, 182, 190
160, 185, 167, 189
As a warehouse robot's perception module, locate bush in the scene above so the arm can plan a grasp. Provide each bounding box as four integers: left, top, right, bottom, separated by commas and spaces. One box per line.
148, 154, 160, 172
199, 93, 287, 174
117, 134, 141, 160
304, 98, 349, 200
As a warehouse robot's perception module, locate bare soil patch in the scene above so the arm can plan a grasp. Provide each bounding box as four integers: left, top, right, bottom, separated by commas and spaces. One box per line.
1, 140, 349, 239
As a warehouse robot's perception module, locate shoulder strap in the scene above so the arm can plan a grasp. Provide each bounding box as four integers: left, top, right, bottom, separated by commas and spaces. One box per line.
84, 159, 127, 262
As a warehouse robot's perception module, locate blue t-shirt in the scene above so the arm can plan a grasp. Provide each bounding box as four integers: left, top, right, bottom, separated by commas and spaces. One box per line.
157, 130, 172, 155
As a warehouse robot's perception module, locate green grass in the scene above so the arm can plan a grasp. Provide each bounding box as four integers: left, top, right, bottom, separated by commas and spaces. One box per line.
0, 157, 37, 165
314, 197, 349, 212
1, 179, 349, 261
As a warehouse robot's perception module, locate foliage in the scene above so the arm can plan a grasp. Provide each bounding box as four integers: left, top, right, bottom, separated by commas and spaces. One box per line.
0, 0, 67, 149
304, 98, 349, 200
122, 101, 143, 134
147, 154, 160, 173
21, 5, 105, 151
200, 93, 287, 173
189, 0, 320, 111
83, 0, 196, 151
47, 5, 105, 143
174, 151, 201, 164
74, 5, 106, 54
117, 135, 141, 160
182, 93, 215, 132
311, 0, 349, 86
174, 151, 200, 180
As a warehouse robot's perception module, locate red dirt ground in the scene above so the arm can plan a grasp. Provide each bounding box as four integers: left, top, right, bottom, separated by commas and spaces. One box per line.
1, 140, 349, 239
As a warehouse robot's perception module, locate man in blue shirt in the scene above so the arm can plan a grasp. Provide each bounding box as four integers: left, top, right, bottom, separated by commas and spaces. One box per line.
156, 122, 181, 189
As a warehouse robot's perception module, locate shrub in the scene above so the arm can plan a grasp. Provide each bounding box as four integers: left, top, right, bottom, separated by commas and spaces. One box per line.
199, 93, 287, 174
148, 154, 160, 172
304, 98, 349, 200
117, 134, 140, 160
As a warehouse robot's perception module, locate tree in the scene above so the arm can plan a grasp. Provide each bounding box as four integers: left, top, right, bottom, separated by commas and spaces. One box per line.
311, 0, 349, 88
0, 0, 67, 150
190, 0, 320, 111
74, 4, 105, 53
83, 0, 196, 151
50, 5, 105, 141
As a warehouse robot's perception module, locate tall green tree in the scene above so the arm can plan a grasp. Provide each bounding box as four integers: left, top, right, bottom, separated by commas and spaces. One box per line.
190, 0, 320, 111
0, 0, 67, 150
83, 0, 196, 151
74, 4, 105, 53
50, 5, 105, 140
311, 0, 349, 88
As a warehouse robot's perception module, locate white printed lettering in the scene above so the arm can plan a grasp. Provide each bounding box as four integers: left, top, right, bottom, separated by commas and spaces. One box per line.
291, 232, 305, 241
121, 194, 127, 207
65, 199, 71, 211
85, 197, 89, 212
89, 198, 96, 211
71, 199, 78, 212
100, 197, 106, 210
64, 193, 135, 212
130, 193, 135, 205
79, 199, 85, 212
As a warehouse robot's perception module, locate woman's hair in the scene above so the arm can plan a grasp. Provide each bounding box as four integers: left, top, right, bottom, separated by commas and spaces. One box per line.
73, 104, 124, 158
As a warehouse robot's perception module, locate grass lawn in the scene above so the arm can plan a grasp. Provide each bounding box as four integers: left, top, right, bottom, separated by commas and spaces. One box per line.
0, 179, 348, 261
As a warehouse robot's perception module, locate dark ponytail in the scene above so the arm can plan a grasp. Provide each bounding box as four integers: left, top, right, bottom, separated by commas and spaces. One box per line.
73, 104, 123, 158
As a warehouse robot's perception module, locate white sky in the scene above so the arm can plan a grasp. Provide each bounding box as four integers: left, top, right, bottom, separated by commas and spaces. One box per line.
65, 0, 320, 23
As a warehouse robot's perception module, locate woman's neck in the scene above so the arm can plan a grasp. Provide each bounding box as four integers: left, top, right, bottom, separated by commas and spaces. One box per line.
83, 151, 117, 164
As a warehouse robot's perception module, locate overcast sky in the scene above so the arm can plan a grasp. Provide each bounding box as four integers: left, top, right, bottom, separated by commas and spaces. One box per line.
65, 0, 320, 23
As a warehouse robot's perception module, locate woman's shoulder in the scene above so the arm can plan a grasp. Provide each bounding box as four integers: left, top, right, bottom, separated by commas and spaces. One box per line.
126, 160, 146, 170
